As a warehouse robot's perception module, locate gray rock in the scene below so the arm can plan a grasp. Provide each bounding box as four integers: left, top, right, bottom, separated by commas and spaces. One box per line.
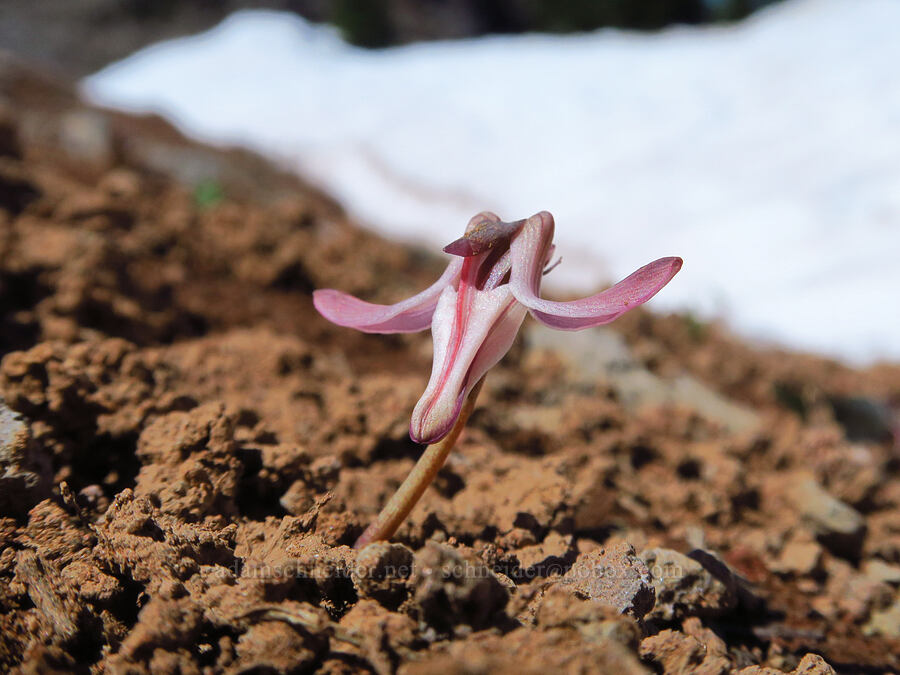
560, 541, 655, 619
1, 400, 52, 517
527, 325, 759, 434
789, 478, 866, 560
829, 395, 894, 443
640, 547, 742, 621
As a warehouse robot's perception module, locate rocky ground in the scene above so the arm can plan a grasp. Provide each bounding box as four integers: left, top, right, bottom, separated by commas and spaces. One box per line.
1, 53, 899, 674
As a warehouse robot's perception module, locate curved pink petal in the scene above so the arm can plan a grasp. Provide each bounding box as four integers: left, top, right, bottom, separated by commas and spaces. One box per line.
509, 212, 683, 331
312, 258, 463, 334
409, 284, 527, 444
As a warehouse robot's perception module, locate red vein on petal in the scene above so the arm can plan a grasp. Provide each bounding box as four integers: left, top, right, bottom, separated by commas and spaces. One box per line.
419, 257, 474, 431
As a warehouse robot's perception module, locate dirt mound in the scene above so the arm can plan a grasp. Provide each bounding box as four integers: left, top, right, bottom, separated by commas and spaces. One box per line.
1, 57, 899, 673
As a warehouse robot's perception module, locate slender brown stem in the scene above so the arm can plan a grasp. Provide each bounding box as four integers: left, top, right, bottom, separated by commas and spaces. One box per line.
354, 378, 485, 549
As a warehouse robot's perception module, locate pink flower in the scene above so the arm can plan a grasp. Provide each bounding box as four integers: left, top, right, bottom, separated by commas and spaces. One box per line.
313, 212, 682, 444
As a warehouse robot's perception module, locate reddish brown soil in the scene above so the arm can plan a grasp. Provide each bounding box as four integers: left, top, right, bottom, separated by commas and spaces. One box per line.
1, 56, 899, 674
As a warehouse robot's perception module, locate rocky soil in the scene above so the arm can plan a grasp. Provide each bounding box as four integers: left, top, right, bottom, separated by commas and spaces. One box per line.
1, 54, 899, 674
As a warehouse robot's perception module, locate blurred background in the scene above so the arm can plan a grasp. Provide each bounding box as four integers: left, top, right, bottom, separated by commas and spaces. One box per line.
2, 0, 898, 364
1, 0, 785, 73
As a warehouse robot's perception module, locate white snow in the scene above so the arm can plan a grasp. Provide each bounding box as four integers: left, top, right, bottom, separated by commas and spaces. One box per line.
81, 0, 900, 364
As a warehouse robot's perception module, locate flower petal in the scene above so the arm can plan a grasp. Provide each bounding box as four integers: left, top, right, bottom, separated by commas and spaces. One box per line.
409, 284, 526, 444
312, 258, 463, 333
509, 211, 683, 330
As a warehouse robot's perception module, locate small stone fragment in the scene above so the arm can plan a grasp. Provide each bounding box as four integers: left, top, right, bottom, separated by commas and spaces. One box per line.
640, 548, 739, 621
789, 478, 866, 560
561, 541, 655, 619
792, 653, 837, 674
0, 401, 52, 518
829, 395, 894, 443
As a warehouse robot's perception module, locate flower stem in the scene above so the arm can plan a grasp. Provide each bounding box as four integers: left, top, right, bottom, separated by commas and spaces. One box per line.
354, 378, 485, 549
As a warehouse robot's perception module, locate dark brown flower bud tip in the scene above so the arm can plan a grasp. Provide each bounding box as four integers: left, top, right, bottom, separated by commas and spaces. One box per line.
444, 217, 527, 257
443, 237, 478, 257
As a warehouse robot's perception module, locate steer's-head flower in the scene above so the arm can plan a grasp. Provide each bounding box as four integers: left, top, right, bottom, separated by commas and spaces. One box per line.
314, 211, 682, 445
